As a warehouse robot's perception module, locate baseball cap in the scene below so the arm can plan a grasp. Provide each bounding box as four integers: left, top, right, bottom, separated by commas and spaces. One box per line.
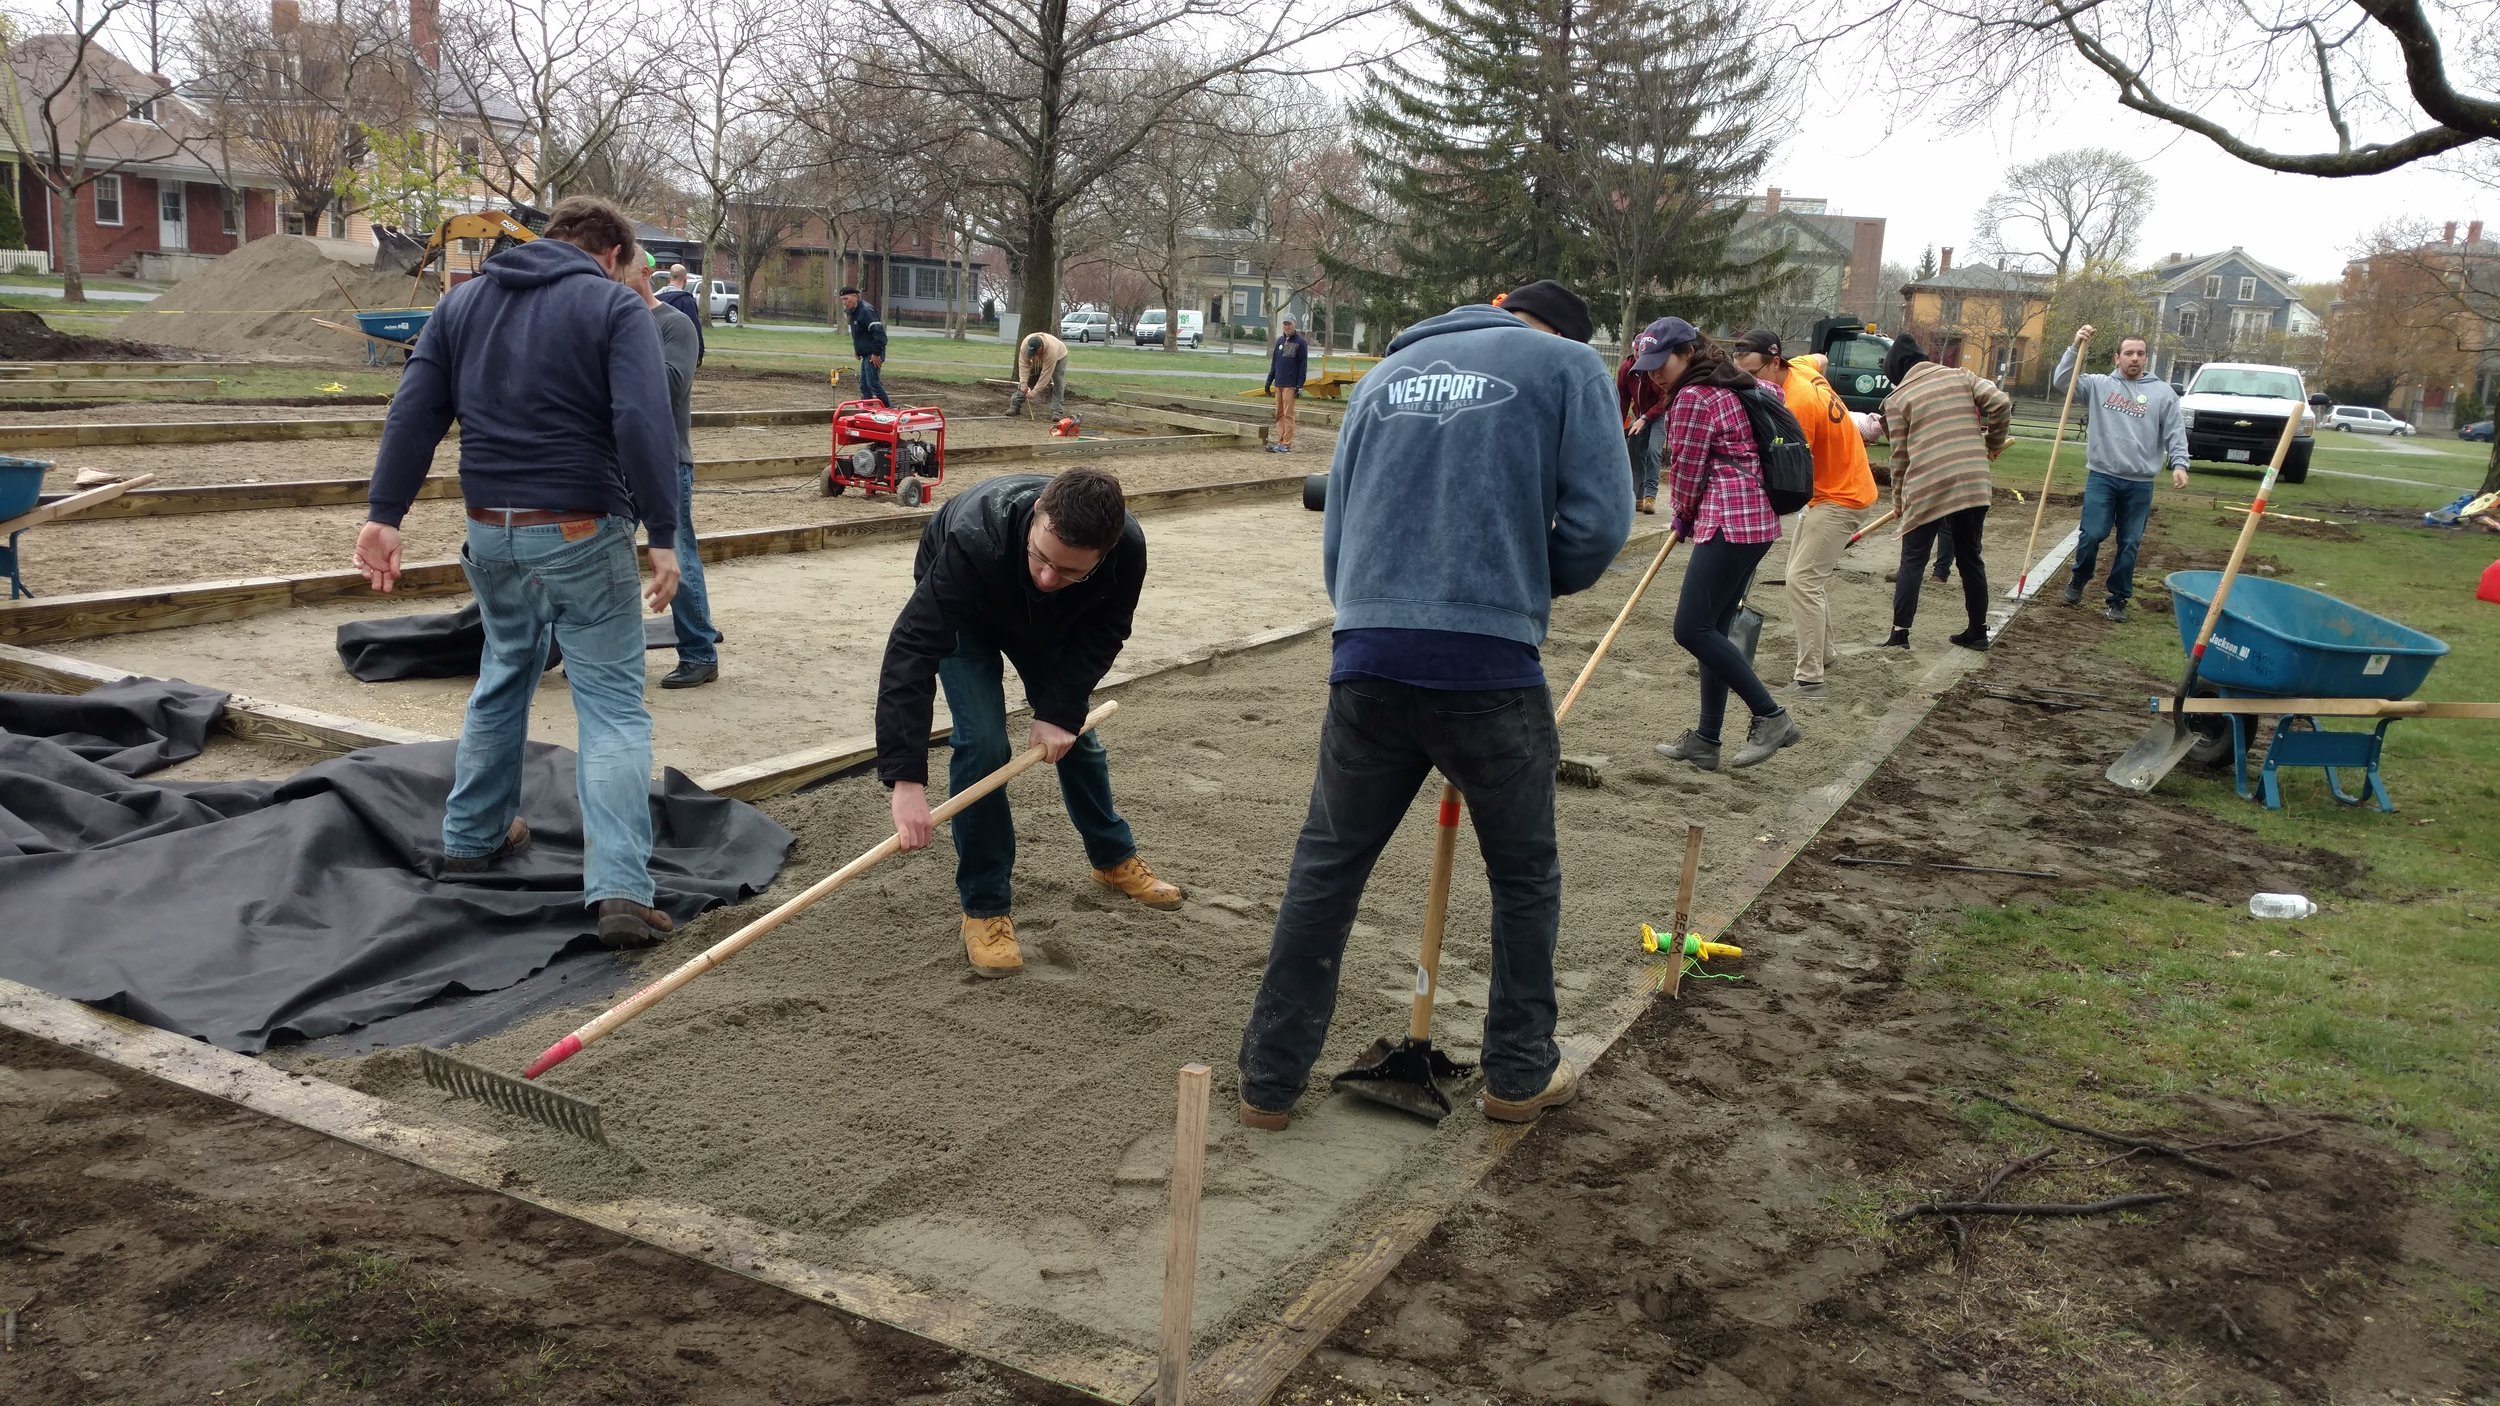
1732, 328, 1781, 358
1628, 316, 1700, 372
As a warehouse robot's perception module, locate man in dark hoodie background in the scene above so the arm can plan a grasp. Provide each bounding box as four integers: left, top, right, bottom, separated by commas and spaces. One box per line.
1236, 278, 1632, 1131
353, 195, 683, 950
841, 286, 891, 408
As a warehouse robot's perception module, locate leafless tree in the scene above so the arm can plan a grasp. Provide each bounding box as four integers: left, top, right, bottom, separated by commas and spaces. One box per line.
858, 0, 1394, 356
1973, 148, 2156, 285
2326, 218, 2500, 489
1108, 92, 1226, 352
1841, 0, 2499, 178
0, 1, 192, 300
178, 0, 410, 232
432, 0, 664, 207
663, 0, 789, 325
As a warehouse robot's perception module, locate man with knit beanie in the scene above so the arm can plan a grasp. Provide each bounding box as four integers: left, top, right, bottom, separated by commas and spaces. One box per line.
1237, 278, 1631, 1132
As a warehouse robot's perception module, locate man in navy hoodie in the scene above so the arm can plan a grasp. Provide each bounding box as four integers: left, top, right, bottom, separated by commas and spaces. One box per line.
354, 196, 683, 950
1236, 279, 1632, 1130
841, 286, 891, 407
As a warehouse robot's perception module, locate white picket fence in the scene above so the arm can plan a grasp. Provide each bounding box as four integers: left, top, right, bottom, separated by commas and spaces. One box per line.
0, 249, 50, 275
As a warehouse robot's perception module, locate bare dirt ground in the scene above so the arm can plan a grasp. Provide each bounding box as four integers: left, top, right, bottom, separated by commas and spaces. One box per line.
17, 442, 1285, 597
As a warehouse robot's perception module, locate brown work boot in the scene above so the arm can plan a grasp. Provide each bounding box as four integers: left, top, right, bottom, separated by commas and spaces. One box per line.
444, 817, 530, 874
592, 899, 674, 950
961, 914, 1023, 978
1636, 496, 1656, 514
1091, 854, 1183, 910
1482, 1059, 1581, 1124
1240, 1100, 1291, 1132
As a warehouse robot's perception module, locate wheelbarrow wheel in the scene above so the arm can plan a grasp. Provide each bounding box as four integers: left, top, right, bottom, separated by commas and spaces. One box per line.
2183, 715, 2233, 769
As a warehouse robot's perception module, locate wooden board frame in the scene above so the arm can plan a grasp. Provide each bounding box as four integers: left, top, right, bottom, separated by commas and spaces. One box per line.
0, 406, 832, 451
0, 472, 1301, 645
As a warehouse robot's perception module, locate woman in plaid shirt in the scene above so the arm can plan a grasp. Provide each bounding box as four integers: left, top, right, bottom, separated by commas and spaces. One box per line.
1628, 317, 1801, 772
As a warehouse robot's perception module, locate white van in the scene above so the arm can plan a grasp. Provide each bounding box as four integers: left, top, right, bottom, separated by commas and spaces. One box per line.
1133, 309, 1204, 349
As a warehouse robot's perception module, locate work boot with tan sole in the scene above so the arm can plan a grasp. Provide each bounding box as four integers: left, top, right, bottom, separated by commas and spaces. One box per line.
962, 914, 1023, 978
1482, 1059, 1581, 1124
1091, 854, 1183, 910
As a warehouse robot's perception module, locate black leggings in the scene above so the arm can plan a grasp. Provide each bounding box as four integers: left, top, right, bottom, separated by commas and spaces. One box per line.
1673, 536, 1778, 743
1894, 505, 1990, 635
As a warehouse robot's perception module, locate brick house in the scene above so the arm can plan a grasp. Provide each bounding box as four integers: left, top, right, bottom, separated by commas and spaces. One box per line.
745, 210, 989, 324
1730, 187, 1888, 339
4, 34, 283, 276
1897, 249, 2053, 386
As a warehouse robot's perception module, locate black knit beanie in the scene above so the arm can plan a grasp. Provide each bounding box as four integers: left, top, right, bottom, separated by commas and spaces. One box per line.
1501, 279, 1594, 343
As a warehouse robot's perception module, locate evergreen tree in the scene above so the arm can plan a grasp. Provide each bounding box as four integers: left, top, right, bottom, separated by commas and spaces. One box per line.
1915, 244, 1938, 280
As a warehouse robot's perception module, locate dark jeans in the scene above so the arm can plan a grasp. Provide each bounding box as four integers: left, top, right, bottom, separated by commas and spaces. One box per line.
1673, 536, 1778, 744
2071, 472, 2155, 603
1238, 680, 1563, 1108
1894, 505, 1990, 634
939, 633, 1135, 916
669, 462, 720, 665
858, 357, 891, 407
1629, 419, 1661, 501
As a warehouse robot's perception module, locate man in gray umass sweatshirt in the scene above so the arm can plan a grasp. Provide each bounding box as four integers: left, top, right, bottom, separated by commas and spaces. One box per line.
1237, 280, 1632, 1133
2052, 325, 2190, 621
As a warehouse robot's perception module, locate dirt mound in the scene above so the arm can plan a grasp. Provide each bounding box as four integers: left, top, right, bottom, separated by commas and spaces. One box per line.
112, 234, 438, 361
0, 308, 166, 360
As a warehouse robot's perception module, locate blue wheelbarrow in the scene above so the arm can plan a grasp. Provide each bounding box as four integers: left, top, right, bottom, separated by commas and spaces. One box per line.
352, 308, 432, 366
2158, 571, 2452, 811
0, 456, 48, 598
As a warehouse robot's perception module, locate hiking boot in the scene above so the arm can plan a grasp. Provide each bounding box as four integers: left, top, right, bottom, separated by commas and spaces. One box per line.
1482, 1059, 1580, 1124
444, 817, 529, 874
1092, 854, 1183, 910
962, 914, 1023, 977
1655, 729, 1720, 771
1727, 710, 1800, 768
2061, 578, 2085, 607
1240, 1101, 1291, 1132
661, 660, 719, 689
1787, 678, 1827, 698
1948, 626, 1991, 651
593, 899, 674, 950
2103, 600, 2128, 623
1880, 627, 1911, 650
1636, 496, 1656, 514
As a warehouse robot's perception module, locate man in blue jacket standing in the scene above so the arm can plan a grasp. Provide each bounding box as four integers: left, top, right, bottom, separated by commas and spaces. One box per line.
353, 196, 683, 950
1236, 279, 1633, 1130
1264, 314, 1309, 453
841, 285, 891, 407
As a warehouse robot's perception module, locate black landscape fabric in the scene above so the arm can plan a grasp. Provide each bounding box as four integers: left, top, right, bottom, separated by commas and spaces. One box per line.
0, 679, 793, 1052
337, 603, 680, 683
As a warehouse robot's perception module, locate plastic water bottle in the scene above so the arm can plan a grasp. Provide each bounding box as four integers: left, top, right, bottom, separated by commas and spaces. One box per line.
2248, 893, 2319, 920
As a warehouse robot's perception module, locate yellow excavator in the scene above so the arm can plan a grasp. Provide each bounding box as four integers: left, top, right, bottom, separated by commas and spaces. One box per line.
372, 208, 542, 283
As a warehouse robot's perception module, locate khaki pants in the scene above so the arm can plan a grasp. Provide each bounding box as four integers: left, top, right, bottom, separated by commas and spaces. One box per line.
1274, 385, 1298, 445
1784, 501, 1874, 683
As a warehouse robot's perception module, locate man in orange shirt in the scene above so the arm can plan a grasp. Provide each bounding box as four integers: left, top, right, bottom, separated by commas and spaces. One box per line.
1731, 329, 1880, 696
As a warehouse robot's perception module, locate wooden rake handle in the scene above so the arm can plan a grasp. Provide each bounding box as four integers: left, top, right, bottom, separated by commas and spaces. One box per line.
524, 700, 1122, 1079
2017, 346, 2087, 590
1845, 506, 1900, 548
1554, 528, 1681, 725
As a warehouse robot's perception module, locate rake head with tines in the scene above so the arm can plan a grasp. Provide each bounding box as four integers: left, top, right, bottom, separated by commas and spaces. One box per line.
417, 1047, 608, 1145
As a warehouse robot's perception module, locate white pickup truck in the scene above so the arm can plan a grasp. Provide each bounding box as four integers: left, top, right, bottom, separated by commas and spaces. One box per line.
2178, 361, 2318, 484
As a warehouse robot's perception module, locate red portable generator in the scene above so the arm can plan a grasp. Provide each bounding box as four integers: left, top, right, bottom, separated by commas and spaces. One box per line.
827, 400, 946, 507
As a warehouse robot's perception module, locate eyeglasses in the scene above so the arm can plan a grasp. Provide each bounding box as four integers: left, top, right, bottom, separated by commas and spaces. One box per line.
1028, 539, 1101, 585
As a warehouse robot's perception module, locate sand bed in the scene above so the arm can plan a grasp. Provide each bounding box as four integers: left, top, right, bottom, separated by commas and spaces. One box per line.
69, 494, 1332, 776
285, 505, 2059, 1387
149, 735, 325, 782
21, 446, 1286, 596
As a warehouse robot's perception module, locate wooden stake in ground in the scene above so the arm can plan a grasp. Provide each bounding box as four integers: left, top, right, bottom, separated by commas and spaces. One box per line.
2012, 332, 2086, 600
1660, 823, 1704, 998
1158, 1062, 1212, 1406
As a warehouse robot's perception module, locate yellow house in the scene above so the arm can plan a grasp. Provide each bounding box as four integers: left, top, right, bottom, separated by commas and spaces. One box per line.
1897, 251, 2052, 386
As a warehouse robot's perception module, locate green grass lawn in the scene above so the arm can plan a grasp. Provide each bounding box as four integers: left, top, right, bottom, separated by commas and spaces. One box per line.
706, 321, 1290, 401
1984, 431, 2492, 521
1930, 468, 2500, 1260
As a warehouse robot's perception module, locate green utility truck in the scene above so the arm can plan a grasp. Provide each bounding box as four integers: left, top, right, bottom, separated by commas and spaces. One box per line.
1811, 317, 1893, 414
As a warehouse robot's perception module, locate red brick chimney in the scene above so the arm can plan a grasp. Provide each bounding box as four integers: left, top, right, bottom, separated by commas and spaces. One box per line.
1939, 246, 1954, 273
2473, 220, 2487, 246
270, 0, 300, 35
410, 0, 439, 69
1764, 186, 1781, 217
2442, 221, 2457, 244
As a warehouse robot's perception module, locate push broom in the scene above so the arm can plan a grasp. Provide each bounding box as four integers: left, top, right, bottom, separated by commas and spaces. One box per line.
420, 700, 1123, 1144
1334, 529, 1678, 1120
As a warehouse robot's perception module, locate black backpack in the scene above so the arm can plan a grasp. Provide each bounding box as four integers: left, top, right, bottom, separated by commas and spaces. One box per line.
1731, 383, 1816, 516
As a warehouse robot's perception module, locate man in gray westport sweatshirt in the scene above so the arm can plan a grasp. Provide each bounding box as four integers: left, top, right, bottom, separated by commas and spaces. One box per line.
1236, 279, 1632, 1133
2052, 325, 2189, 621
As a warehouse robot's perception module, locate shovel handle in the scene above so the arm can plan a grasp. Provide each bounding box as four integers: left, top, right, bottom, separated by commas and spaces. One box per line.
1846, 506, 1899, 548
1409, 785, 1463, 1043
2174, 403, 2304, 713
1555, 529, 1680, 724
525, 700, 1122, 1079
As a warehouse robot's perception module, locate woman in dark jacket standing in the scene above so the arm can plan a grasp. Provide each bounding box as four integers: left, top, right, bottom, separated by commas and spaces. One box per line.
1636, 316, 1800, 771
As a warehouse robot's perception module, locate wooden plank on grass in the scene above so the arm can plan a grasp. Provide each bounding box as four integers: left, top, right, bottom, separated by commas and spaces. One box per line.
0, 642, 439, 752
1097, 403, 1266, 441
0, 360, 257, 379
2153, 697, 2500, 719
0, 473, 155, 536
0, 407, 834, 451
2, 378, 226, 397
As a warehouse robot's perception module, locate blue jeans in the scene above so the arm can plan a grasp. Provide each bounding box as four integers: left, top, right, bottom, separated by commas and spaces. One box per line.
1238, 680, 1563, 1108
858, 357, 890, 407
940, 634, 1135, 916
669, 462, 720, 665
447, 516, 655, 906
2071, 472, 2156, 603
1630, 419, 1662, 501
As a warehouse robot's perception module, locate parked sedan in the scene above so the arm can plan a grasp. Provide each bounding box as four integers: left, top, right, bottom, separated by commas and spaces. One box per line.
2322, 404, 2415, 436
2460, 419, 2494, 443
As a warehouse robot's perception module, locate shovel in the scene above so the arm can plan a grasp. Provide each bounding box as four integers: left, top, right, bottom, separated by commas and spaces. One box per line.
2106, 407, 2302, 793
1331, 784, 1475, 1121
